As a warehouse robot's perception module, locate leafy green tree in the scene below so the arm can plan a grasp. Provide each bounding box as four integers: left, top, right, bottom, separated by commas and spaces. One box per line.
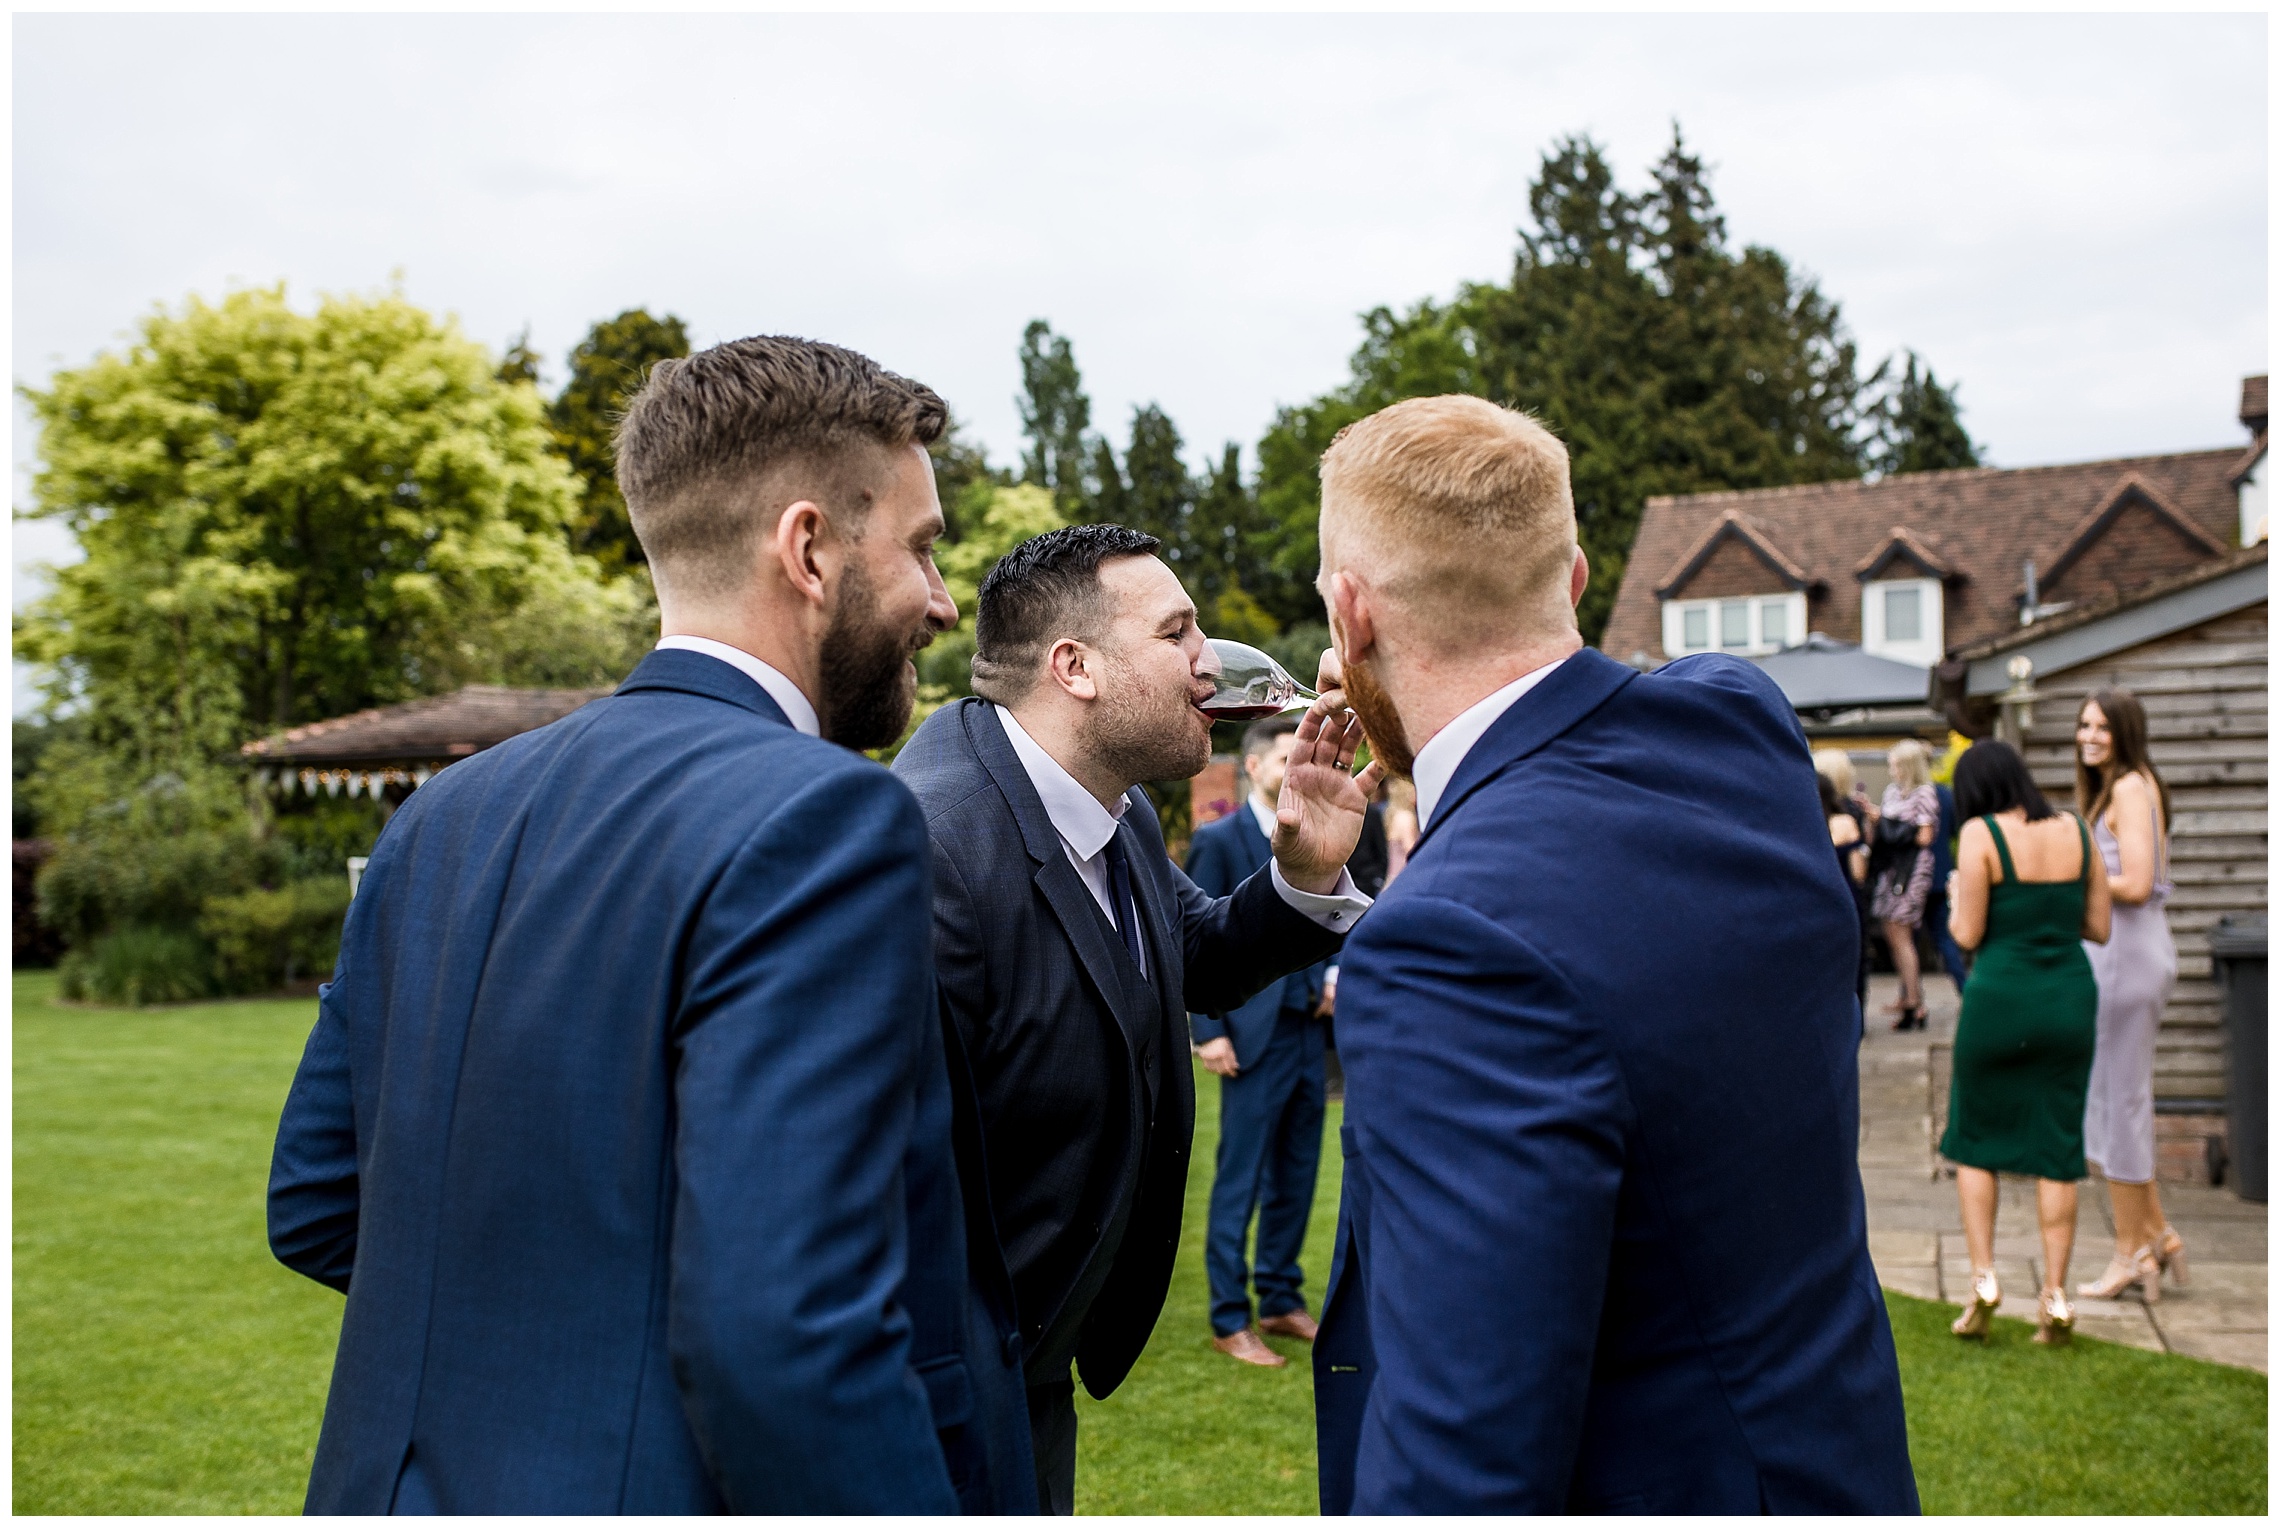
549, 308, 691, 569
899, 483, 1068, 752
1120, 404, 1194, 563
14, 284, 647, 775
1017, 320, 1096, 515
496, 327, 542, 388
930, 412, 1005, 543
1255, 300, 1482, 628
1871, 352, 1981, 476
1085, 437, 1131, 529
1256, 127, 1961, 644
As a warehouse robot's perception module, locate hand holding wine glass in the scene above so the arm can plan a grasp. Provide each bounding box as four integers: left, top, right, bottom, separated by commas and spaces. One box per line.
1192, 637, 1378, 892
1274, 672, 1384, 895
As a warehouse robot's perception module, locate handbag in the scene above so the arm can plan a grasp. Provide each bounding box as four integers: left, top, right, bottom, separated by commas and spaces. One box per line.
1867, 815, 1921, 880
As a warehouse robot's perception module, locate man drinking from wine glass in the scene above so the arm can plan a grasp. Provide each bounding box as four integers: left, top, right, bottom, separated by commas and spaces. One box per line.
891, 523, 1376, 1513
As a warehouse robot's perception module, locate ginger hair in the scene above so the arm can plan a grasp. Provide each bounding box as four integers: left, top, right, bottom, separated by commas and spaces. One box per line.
1317, 394, 1577, 653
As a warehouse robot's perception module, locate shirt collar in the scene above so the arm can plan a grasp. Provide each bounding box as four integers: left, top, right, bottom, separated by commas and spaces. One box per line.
995, 705, 1128, 861
1247, 791, 1279, 842
653, 635, 820, 738
1411, 656, 1571, 830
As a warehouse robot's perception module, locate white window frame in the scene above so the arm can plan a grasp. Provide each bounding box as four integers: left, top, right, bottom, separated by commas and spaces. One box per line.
1860, 577, 1943, 667
1661, 591, 1807, 658
2240, 448, 2268, 547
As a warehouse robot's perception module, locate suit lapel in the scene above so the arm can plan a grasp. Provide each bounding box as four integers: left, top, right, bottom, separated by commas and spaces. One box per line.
1412, 648, 1636, 854
963, 703, 1159, 1060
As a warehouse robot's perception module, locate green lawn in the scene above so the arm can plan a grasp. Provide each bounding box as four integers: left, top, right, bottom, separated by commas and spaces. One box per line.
14, 969, 2267, 1513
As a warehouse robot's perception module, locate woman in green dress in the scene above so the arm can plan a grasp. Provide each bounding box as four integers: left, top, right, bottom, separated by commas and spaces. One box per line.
1940, 740, 2112, 1345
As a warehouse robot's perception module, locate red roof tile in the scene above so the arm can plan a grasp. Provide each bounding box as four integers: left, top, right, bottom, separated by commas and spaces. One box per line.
1602, 446, 2245, 663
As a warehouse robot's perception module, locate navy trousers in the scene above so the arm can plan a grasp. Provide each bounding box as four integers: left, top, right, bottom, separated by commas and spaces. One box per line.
1206, 1008, 1326, 1337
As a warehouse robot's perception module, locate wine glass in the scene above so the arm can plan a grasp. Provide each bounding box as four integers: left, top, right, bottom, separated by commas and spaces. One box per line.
1195, 638, 1317, 721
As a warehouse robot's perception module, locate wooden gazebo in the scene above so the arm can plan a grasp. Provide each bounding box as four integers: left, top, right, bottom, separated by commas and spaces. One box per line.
241, 684, 609, 809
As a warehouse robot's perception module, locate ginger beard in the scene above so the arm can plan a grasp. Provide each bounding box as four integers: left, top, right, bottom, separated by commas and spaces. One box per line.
1339, 648, 1415, 781
817, 557, 933, 751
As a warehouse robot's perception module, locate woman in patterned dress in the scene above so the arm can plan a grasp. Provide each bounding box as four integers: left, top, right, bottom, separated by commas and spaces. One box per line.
1872, 739, 1940, 1031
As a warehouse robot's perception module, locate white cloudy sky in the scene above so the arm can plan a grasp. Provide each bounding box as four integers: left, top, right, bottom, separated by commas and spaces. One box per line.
11, 11, 2268, 707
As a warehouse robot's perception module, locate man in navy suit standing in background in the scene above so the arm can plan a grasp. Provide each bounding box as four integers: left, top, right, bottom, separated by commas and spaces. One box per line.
1309, 396, 1918, 1514
267, 338, 1032, 1513
1186, 713, 1332, 1368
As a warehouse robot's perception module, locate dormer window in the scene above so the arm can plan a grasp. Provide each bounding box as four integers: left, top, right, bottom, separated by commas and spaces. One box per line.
1664, 592, 1806, 657
1861, 578, 1942, 667
1651, 509, 1814, 660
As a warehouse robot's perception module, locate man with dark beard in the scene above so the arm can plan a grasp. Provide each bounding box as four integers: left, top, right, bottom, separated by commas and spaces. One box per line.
892, 524, 1380, 1513
267, 337, 1038, 1514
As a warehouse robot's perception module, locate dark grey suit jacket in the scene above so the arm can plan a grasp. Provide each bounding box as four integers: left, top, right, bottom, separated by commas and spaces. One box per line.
894, 698, 1344, 1398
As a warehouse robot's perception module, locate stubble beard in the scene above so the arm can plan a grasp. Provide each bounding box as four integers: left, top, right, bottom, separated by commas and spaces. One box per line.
817, 560, 931, 752
1341, 653, 1415, 781
1084, 649, 1213, 789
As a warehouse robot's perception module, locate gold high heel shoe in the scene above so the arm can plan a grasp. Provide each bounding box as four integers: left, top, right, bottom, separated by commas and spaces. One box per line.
2077, 1246, 2160, 1303
2034, 1288, 2076, 1345
2154, 1226, 2190, 1288
1951, 1268, 2000, 1339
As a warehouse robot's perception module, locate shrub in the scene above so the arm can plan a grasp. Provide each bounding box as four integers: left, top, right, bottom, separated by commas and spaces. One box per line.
58, 926, 219, 1007
198, 876, 353, 993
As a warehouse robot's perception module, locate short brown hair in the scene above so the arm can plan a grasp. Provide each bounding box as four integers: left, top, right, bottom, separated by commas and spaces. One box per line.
615, 336, 946, 600
1242, 712, 1301, 758
1318, 395, 1575, 649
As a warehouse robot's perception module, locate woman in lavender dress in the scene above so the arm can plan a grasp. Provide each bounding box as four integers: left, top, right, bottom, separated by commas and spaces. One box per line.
2073, 689, 2187, 1303
1871, 739, 1940, 1031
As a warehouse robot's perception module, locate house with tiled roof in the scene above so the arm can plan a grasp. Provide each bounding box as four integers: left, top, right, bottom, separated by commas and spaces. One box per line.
1601, 374, 2269, 1184
1601, 374, 2269, 690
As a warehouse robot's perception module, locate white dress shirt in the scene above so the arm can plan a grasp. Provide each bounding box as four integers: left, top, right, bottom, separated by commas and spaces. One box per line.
654, 636, 820, 738
1410, 656, 1571, 831
995, 707, 1371, 981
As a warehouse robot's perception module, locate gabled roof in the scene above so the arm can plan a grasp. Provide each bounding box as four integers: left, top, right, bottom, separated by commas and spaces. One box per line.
1601, 442, 2246, 663
1853, 526, 1960, 583
1653, 509, 1814, 597
2242, 374, 2268, 434
2035, 472, 2228, 595
2230, 434, 2267, 487
242, 684, 609, 767
1943, 543, 2266, 702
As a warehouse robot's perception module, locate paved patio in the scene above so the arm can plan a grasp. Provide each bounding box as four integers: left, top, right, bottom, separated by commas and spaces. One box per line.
1858, 974, 2268, 1373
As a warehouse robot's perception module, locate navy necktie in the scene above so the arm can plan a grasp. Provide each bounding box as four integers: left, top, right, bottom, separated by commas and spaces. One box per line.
1101, 831, 1148, 981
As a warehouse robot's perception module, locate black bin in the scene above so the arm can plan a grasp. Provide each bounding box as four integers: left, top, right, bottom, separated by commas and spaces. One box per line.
2208, 914, 2268, 1204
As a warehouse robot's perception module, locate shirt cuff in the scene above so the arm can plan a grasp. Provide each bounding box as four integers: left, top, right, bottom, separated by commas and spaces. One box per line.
1269, 860, 1372, 934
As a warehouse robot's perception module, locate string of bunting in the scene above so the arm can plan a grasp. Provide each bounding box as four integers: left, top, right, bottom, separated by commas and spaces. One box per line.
254, 765, 436, 799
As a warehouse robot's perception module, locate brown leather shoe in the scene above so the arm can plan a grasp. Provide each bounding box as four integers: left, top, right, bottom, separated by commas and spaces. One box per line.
1211, 1327, 1288, 1367
1258, 1310, 1319, 1342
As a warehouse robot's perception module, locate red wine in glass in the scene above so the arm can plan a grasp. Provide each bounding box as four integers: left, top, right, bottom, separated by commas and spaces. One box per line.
1196, 638, 1316, 720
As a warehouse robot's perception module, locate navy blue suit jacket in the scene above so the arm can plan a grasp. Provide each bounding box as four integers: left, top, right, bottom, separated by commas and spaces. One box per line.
1314, 649, 1917, 1514
267, 649, 1033, 1514
1183, 806, 1327, 1070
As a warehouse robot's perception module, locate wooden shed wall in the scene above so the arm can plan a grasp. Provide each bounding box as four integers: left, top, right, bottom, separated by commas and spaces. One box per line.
2013, 602, 2268, 1104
